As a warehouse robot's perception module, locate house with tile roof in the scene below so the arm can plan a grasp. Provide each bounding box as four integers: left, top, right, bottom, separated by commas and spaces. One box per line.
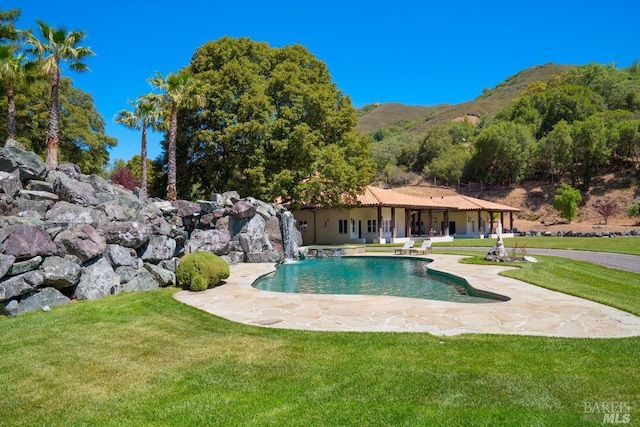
293, 185, 520, 244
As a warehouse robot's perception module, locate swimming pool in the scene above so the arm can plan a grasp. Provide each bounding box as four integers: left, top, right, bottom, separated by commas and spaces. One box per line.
253, 256, 509, 303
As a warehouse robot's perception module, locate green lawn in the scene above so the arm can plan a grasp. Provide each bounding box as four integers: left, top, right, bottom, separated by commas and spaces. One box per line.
451, 252, 640, 316
1, 246, 639, 426
0, 288, 638, 426
434, 236, 640, 255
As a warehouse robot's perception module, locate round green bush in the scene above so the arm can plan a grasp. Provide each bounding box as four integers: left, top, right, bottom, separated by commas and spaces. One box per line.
176, 251, 230, 292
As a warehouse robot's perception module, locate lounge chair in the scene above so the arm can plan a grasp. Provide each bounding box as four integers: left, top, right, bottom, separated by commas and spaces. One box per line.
394, 240, 414, 255
410, 240, 432, 255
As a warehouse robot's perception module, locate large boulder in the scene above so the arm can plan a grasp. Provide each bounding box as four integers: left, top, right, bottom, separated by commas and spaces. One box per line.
54, 224, 107, 263
154, 201, 178, 216
222, 191, 240, 204
103, 244, 140, 268
0, 139, 48, 182
229, 200, 256, 219
14, 198, 52, 218
280, 211, 301, 259
45, 201, 108, 224
40, 255, 82, 288
83, 174, 116, 195
7, 256, 42, 276
0, 253, 15, 277
56, 163, 82, 180
171, 200, 200, 218
98, 200, 139, 222
26, 179, 54, 192
149, 217, 173, 236
255, 199, 276, 219
139, 235, 176, 262
228, 216, 249, 239
0, 224, 59, 259
121, 269, 158, 292
242, 214, 272, 253
115, 266, 138, 284
245, 251, 283, 263
184, 229, 231, 255
265, 216, 284, 252
53, 174, 96, 206
0, 270, 43, 302
0, 171, 22, 196
75, 257, 118, 300
18, 189, 59, 202
2, 287, 71, 316
198, 200, 218, 214
144, 263, 176, 287
100, 221, 152, 248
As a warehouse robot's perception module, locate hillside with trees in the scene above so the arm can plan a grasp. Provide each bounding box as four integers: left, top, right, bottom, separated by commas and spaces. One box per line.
362, 63, 640, 187
357, 63, 575, 136
360, 62, 640, 228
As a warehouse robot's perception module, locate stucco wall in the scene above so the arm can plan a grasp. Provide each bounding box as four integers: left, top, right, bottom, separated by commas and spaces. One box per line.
294, 207, 410, 244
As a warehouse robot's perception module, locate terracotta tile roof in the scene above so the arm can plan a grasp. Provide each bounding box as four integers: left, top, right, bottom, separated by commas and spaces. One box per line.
440, 195, 521, 212
356, 186, 520, 212
358, 186, 457, 209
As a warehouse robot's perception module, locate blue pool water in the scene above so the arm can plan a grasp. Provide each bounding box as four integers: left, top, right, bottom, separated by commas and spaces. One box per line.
253, 257, 508, 303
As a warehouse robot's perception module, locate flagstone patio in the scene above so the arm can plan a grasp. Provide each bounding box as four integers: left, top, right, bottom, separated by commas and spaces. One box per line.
174, 254, 640, 338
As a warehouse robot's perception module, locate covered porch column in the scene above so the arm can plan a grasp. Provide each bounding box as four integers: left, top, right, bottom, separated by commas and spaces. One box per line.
443, 210, 450, 237
391, 207, 396, 241
489, 212, 495, 234
405, 209, 412, 238
377, 206, 383, 242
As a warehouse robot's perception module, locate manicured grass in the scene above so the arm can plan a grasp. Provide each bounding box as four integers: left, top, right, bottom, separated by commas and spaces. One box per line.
450, 252, 640, 316
0, 284, 639, 426
434, 236, 640, 255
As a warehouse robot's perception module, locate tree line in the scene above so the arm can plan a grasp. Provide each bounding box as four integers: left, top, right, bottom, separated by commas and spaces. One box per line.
373, 63, 640, 191
0, 8, 374, 205
0, 8, 114, 174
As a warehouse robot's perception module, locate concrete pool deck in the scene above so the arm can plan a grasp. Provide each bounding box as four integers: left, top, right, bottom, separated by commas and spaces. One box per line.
173, 254, 640, 338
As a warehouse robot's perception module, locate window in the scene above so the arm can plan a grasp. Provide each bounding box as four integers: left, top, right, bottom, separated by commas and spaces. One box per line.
338, 219, 348, 234
381, 219, 391, 233
299, 220, 308, 233
351, 220, 356, 233
367, 219, 377, 233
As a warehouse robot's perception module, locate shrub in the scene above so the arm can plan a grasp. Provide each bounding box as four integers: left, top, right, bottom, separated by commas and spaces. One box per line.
110, 167, 139, 190
554, 183, 582, 223
595, 199, 617, 224
629, 201, 640, 221
176, 252, 230, 292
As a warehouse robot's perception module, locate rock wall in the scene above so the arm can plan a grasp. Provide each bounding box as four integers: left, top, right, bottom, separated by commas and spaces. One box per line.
0, 140, 302, 316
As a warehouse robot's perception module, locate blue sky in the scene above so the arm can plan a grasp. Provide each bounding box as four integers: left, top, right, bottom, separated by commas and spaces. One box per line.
14, 1, 639, 166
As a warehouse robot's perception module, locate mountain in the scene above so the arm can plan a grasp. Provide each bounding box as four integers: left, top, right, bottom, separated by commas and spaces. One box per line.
356, 63, 574, 135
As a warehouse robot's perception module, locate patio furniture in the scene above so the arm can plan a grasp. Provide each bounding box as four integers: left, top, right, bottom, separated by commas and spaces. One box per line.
394, 241, 414, 255
410, 240, 432, 255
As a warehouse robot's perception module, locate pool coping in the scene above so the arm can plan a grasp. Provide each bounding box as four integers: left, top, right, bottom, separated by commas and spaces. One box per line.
173, 253, 640, 338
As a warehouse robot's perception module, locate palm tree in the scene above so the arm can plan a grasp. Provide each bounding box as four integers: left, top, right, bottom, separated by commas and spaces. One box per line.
147, 70, 204, 201
0, 45, 31, 141
114, 97, 161, 195
20, 19, 94, 168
